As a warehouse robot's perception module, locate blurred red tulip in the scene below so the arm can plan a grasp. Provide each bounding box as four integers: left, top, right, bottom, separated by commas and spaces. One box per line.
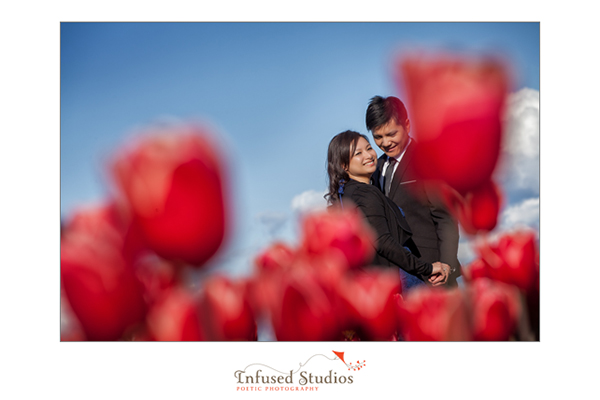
467, 278, 521, 341
135, 256, 177, 306
300, 208, 375, 270
440, 180, 501, 234
497, 231, 539, 292
112, 126, 228, 267
61, 205, 147, 341
146, 288, 205, 341
254, 242, 296, 273
60, 292, 87, 341
397, 287, 472, 341
249, 243, 348, 320
246, 270, 281, 320
248, 243, 294, 318
474, 230, 539, 292
199, 275, 257, 341
272, 269, 340, 341
399, 55, 509, 195
468, 180, 502, 232
337, 269, 401, 340
464, 258, 489, 281
63, 202, 143, 261
295, 250, 349, 289
60, 329, 87, 342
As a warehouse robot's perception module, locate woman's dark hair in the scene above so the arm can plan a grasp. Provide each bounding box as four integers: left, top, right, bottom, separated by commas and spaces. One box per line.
325, 130, 371, 205
365, 95, 408, 132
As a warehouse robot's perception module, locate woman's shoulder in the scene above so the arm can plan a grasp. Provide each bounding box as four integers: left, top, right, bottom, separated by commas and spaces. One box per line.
346, 179, 381, 193
344, 180, 384, 202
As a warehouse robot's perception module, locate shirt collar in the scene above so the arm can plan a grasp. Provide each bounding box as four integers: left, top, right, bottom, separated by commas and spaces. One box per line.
388, 137, 412, 163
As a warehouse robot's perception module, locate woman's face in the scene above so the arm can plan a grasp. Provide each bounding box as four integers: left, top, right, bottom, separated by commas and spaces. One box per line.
346, 137, 377, 183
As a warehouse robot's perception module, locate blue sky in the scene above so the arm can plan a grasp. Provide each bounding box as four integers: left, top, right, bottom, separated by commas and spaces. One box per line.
61, 22, 540, 276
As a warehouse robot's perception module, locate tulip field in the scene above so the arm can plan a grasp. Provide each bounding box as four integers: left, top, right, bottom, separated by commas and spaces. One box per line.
60, 54, 539, 341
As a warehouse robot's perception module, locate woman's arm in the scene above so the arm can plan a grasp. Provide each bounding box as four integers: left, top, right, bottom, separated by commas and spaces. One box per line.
371, 214, 434, 276
350, 188, 433, 276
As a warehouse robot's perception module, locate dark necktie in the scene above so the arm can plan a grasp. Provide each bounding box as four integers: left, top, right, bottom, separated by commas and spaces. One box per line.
383, 157, 397, 196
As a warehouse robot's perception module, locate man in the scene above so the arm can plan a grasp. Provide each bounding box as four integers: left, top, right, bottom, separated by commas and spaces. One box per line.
365, 96, 461, 286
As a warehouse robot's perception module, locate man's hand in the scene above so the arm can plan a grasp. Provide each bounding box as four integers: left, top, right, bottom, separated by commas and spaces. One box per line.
429, 262, 450, 286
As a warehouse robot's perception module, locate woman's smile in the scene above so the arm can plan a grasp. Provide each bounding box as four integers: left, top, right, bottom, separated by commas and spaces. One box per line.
346, 137, 378, 183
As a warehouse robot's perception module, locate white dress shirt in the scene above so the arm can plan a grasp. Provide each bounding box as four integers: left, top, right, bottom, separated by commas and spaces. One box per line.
379, 138, 412, 190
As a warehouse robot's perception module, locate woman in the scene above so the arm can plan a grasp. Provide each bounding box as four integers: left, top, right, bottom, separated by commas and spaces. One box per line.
326, 130, 449, 289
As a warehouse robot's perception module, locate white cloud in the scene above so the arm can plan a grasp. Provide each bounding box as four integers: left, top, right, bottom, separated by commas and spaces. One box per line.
499, 197, 540, 232
496, 87, 540, 195
457, 238, 477, 266
502, 88, 540, 158
290, 189, 328, 214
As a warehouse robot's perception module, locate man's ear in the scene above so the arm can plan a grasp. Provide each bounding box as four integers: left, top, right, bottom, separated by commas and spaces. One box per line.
404, 118, 411, 134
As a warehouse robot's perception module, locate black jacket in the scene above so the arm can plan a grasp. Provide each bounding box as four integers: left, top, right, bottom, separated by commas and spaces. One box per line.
371, 142, 461, 283
339, 179, 433, 278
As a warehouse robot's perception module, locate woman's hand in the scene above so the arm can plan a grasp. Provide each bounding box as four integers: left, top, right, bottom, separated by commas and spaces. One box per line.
428, 262, 450, 286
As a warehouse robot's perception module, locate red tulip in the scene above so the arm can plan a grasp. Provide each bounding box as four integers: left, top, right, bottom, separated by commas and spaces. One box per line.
473, 230, 539, 292
135, 256, 177, 306
60, 292, 87, 341
399, 55, 509, 195
337, 269, 401, 340
249, 243, 348, 319
112, 126, 228, 267
63, 202, 143, 261
439, 179, 501, 234
199, 275, 257, 341
254, 242, 296, 273
467, 278, 521, 341
463, 258, 489, 282
248, 243, 295, 317
61, 205, 147, 341
497, 232, 539, 292
300, 208, 375, 270
271, 269, 340, 341
397, 287, 472, 341
468, 180, 502, 232
246, 270, 281, 320
146, 288, 205, 341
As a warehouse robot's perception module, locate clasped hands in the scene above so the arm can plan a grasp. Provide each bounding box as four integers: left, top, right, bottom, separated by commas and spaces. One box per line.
428, 262, 451, 286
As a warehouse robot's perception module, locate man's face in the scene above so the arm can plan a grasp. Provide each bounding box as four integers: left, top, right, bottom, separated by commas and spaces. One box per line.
371, 118, 410, 159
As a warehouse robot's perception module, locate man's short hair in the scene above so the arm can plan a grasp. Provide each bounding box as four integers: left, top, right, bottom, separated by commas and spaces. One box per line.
365, 96, 409, 132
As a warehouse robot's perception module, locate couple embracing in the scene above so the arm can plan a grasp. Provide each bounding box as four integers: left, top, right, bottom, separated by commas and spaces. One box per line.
326, 96, 461, 292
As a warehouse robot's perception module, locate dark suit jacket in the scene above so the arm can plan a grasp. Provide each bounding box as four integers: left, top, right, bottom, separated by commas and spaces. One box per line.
371, 142, 461, 284
341, 179, 433, 278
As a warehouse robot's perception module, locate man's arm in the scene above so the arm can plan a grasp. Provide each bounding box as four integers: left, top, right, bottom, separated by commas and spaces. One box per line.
426, 187, 461, 277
